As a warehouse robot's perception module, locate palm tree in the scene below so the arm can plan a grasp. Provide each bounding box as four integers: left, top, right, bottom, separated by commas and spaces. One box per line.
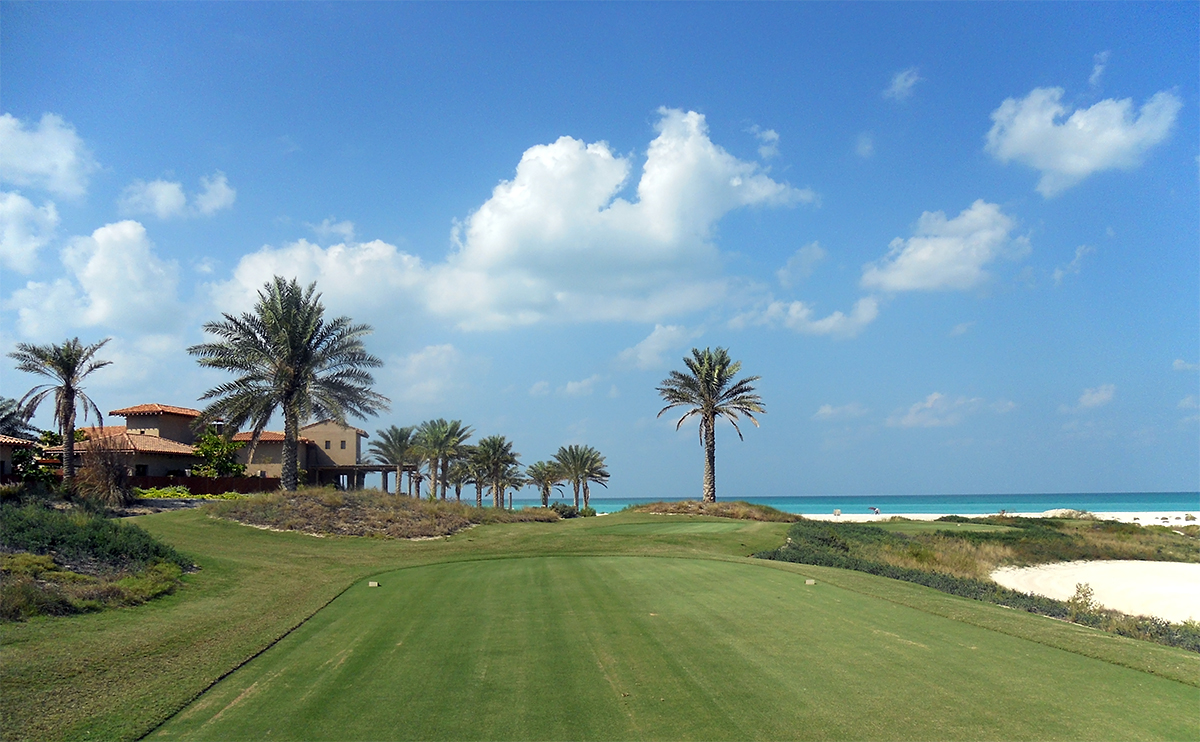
446, 458, 471, 501
553, 445, 587, 509
578, 447, 610, 510
188, 276, 389, 491
369, 425, 416, 494
554, 445, 609, 509
500, 464, 526, 510
0, 397, 39, 440
417, 419, 473, 500
8, 337, 112, 485
657, 347, 765, 503
475, 435, 520, 508
525, 460, 564, 507
465, 446, 488, 507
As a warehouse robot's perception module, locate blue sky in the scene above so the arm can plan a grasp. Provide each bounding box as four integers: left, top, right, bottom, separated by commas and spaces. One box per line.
2, 2, 1197, 497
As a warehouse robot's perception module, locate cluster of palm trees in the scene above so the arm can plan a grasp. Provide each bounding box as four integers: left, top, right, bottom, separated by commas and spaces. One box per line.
368, 421, 609, 510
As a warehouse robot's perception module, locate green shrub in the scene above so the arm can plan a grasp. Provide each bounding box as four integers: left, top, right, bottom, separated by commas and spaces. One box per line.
579, 506, 597, 517
0, 503, 191, 571
550, 502, 579, 518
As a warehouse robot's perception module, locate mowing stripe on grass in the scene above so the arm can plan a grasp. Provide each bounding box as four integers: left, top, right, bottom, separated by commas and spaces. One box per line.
152, 556, 1197, 741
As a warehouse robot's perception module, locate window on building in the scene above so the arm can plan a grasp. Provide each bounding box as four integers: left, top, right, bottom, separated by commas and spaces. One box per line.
135, 464, 148, 476
340, 440, 346, 449
324, 441, 331, 449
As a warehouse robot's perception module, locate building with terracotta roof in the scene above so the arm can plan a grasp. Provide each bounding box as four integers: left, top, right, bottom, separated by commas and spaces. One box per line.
110, 404, 203, 446
0, 434, 39, 480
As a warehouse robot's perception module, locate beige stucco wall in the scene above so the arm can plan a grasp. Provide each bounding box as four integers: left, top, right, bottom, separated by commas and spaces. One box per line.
302, 421, 364, 467
122, 414, 198, 444
237, 440, 310, 479
128, 454, 199, 477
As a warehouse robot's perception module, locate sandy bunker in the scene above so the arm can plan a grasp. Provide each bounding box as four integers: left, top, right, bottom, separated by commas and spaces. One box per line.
991, 560, 1200, 623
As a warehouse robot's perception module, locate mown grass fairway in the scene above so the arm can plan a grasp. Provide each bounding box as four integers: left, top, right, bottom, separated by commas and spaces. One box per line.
155, 556, 1196, 741
4, 509, 1199, 741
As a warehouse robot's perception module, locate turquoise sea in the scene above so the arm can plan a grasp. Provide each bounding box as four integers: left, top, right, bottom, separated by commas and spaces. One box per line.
510, 492, 1200, 515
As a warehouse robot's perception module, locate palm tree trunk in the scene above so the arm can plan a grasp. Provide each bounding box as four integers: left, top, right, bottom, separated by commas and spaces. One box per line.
475, 480, 484, 508
492, 480, 501, 508
282, 407, 299, 491
702, 415, 716, 502
395, 466, 402, 495
541, 485, 549, 507
440, 457, 448, 500
62, 391, 77, 484
572, 480, 580, 509
583, 481, 590, 509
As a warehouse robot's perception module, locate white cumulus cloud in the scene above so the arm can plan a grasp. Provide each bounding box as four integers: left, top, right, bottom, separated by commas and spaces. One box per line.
1053, 245, 1095, 285
1172, 359, 1198, 372
1060, 384, 1116, 413
7, 220, 182, 337
0, 191, 58, 273
733, 296, 879, 338
0, 113, 98, 198
776, 241, 826, 287
194, 171, 236, 215
560, 374, 602, 397
812, 402, 869, 421
747, 125, 781, 159
119, 179, 187, 219
855, 132, 875, 159
887, 392, 983, 428
986, 87, 1181, 196
1089, 51, 1111, 88
861, 200, 1028, 292
387, 344, 463, 404
424, 107, 812, 329
529, 381, 550, 396
617, 324, 697, 370
884, 67, 922, 100
209, 238, 425, 316
119, 171, 236, 219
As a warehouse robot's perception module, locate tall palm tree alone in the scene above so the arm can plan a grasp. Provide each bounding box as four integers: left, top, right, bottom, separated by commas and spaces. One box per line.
475, 435, 520, 507
657, 347, 765, 503
525, 460, 564, 507
188, 277, 389, 491
8, 338, 113, 485
369, 425, 416, 494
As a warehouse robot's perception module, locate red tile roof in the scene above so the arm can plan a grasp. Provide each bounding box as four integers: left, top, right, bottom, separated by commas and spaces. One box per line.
232, 431, 315, 444
110, 403, 202, 418
48, 432, 197, 456
301, 419, 368, 437
0, 435, 38, 447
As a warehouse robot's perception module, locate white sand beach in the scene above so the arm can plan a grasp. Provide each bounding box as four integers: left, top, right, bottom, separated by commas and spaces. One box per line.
800, 510, 1197, 525
991, 560, 1200, 624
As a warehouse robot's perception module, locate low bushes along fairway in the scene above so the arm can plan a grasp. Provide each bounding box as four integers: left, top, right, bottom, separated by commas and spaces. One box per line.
204, 487, 559, 538
3, 509, 1198, 741
0, 503, 191, 621
627, 499, 801, 521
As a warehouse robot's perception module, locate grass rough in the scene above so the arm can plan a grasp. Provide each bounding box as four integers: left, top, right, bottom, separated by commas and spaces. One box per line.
627, 499, 802, 522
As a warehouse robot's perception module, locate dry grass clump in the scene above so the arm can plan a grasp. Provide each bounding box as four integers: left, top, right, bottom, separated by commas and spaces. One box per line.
868, 536, 1016, 579
204, 487, 559, 539
630, 500, 802, 522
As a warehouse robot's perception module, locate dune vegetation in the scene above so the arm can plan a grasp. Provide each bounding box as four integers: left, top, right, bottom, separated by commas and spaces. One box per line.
203, 487, 560, 539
